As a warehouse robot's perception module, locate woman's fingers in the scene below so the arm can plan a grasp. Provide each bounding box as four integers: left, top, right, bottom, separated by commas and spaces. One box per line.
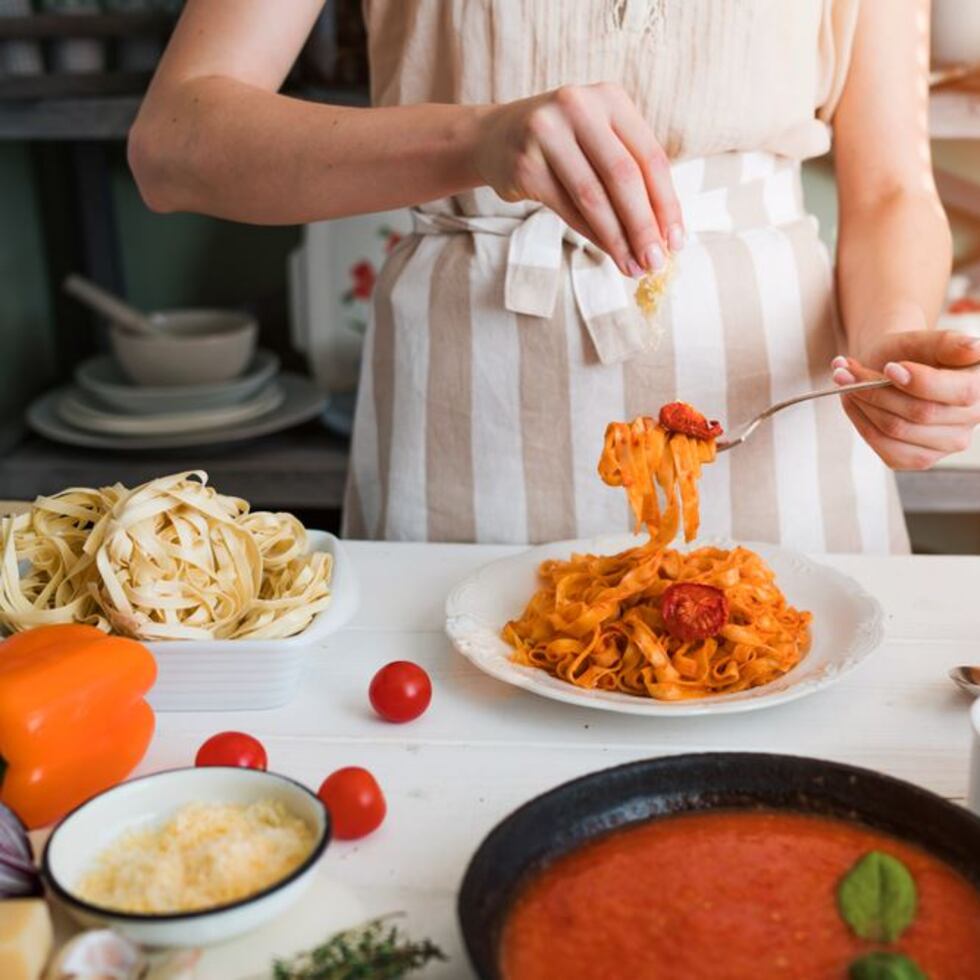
610, 94, 685, 254
832, 332, 980, 467
538, 128, 637, 275
573, 115, 664, 272
833, 357, 980, 425
523, 158, 603, 251
853, 400, 972, 454
481, 83, 681, 274
841, 397, 944, 470
881, 359, 980, 408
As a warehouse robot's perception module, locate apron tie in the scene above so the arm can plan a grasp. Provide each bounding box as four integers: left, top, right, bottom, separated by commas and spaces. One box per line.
411, 207, 661, 365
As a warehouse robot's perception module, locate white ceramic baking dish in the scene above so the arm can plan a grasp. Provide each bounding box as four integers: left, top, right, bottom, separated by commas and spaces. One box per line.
144, 530, 359, 712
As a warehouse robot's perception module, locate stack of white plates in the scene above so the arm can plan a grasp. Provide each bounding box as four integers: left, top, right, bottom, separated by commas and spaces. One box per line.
26, 351, 329, 450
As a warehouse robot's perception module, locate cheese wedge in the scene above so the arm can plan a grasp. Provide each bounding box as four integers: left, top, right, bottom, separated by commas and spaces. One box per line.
0, 900, 53, 980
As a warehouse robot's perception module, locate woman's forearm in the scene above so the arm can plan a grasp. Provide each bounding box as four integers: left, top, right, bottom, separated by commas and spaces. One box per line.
128, 77, 488, 223
836, 189, 952, 363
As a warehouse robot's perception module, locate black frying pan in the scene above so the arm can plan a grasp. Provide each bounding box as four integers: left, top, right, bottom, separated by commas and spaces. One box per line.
457, 752, 980, 979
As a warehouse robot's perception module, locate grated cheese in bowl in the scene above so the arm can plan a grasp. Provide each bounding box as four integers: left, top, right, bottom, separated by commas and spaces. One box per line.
75, 798, 316, 914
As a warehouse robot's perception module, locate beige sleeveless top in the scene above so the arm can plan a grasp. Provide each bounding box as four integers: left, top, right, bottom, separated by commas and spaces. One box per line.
364, 0, 860, 161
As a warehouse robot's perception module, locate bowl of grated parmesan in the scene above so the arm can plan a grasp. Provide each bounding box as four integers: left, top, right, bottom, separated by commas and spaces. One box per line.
41, 766, 330, 947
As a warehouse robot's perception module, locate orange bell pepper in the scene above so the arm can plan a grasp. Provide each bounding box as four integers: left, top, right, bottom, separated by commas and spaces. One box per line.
0, 624, 156, 828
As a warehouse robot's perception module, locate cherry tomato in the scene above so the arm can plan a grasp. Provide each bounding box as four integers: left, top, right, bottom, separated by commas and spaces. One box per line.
661, 583, 730, 641
195, 731, 267, 770
369, 661, 432, 723
948, 297, 980, 314
658, 402, 723, 441
317, 767, 386, 840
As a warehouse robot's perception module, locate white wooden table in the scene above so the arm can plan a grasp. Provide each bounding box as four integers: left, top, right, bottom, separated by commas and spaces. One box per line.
99, 543, 980, 978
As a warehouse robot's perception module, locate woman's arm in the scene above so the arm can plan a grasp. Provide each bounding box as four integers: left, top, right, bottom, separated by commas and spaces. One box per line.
831, 0, 980, 468
129, 0, 683, 277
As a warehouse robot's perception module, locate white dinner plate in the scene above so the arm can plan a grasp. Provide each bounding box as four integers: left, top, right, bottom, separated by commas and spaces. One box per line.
74, 350, 280, 416
445, 534, 884, 717
26, 372, 327, 450
57, 382, 284, 436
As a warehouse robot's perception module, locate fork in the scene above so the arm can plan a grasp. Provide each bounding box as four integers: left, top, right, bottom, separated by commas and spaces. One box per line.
716, 379, 893, 452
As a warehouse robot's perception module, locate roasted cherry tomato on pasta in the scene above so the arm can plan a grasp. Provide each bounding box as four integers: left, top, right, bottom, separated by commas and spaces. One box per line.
317, 766, 386, 840
658, 402, 723, 441
661, 583, 730, 641
369, 661, 432, 723
195, 731, 267, 770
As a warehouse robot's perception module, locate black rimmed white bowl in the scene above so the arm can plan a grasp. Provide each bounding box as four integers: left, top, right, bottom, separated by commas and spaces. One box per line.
42, 766, 329, 948
457, 752, 980, 979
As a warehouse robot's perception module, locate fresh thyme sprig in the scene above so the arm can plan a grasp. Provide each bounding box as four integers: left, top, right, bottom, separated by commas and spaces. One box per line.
272, 915, 446, 980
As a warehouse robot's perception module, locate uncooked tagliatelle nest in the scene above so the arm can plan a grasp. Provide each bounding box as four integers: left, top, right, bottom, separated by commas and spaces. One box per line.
0, 471, 332, 640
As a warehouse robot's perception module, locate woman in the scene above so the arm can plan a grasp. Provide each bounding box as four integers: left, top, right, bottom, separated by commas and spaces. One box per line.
130, 0, 977, 553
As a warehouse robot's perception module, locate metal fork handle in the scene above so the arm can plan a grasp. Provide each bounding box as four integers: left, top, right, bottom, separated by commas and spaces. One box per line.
716, 378, 892, 452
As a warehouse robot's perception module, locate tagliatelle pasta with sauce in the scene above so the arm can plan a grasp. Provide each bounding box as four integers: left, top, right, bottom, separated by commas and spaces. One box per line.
0, 472, 331, 640
503, 406, 811, 700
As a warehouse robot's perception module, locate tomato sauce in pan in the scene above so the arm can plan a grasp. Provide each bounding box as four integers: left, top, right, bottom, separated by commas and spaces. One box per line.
500, 810, 980, 980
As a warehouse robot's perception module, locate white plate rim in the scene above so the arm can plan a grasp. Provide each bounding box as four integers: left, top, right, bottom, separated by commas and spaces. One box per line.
57, 383, 285, 436
75, 349, 280, 401
445, 534, 885, 717
26, 373, 327, 450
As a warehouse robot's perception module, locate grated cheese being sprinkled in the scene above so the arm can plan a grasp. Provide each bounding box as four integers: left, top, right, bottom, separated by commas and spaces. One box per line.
634, 256, 675, 316
75, 798, 316, 914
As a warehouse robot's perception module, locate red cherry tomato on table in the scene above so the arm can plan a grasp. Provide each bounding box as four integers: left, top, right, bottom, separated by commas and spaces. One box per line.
195, 731, 267, 770
318, 767, 386, 840
369, 661, 432, 723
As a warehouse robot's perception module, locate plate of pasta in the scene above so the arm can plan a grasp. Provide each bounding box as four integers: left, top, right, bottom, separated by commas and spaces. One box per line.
445, 406, 884, 716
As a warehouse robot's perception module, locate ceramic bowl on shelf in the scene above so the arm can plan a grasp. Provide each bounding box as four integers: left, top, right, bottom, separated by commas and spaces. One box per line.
42, 767, 330, 948
110, 310, 258, 386
74, 350, 281, 415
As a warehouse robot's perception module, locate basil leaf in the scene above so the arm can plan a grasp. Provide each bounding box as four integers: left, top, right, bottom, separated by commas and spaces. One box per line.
849, 951, 927, 980
837, 850, 918, 942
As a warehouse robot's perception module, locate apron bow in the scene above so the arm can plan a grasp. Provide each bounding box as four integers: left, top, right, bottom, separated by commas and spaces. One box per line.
411, 207, 661, 365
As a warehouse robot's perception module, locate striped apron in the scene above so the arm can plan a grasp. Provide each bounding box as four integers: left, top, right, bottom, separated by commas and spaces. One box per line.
343, 151, 909, 554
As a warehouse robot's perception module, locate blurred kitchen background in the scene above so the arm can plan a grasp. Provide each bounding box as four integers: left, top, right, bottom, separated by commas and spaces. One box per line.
0, 0, 978, 549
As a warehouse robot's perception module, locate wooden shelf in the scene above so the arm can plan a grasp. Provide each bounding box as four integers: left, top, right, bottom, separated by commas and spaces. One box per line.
896, 469, 980, 514
0, 12, 174, 39
0, 72, 152, 102
0, 422, 349, 511
0, 94, 139, 139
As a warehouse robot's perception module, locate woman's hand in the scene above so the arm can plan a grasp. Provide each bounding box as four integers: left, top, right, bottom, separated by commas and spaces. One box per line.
473, 83, 684, 278
832, 330, 980, 469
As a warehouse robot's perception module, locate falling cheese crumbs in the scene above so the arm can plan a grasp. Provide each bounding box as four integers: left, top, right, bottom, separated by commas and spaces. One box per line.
634, 256, 674, 316
75, 798, 316, 914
